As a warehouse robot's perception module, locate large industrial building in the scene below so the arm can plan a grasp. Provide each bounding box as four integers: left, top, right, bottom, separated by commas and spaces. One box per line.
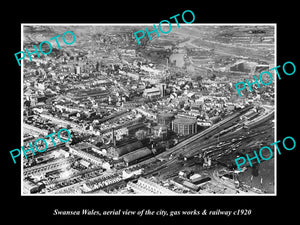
69, 144, 103, 165
121, 147, 153, 166
107, 140, 143, 158
172, 118, 197, 136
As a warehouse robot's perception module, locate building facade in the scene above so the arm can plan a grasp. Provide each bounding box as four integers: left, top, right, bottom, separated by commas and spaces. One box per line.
127, 177, 176, 194
107, 141, 143, 158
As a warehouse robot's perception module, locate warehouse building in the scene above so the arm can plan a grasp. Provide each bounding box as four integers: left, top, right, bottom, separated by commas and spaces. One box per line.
121, 147, 153, 166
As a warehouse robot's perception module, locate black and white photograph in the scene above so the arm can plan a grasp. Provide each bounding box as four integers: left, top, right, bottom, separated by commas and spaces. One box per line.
4, 4, 298, 224
21, 24, 276, 195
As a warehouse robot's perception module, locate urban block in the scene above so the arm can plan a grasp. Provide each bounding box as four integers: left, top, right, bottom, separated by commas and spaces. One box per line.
14, 31, 76, 66
234, 61, 296, 97
235, 136, 296, 171
9, 128, 71, 164
134, 10, 195, 45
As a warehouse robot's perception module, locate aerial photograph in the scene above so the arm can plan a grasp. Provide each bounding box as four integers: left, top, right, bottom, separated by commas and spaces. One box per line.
22, 24, 275, 195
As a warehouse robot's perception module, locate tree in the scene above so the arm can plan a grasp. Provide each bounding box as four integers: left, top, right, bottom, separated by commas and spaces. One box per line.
135, 129, 147, 140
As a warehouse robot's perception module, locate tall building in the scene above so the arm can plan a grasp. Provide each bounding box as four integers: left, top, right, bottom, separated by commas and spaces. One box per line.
69, 144, 103, 165
107, 140, 143, 158
158, 83, 166, 97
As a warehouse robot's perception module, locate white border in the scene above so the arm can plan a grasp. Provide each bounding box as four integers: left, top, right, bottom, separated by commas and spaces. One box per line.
21, 23, 277, 196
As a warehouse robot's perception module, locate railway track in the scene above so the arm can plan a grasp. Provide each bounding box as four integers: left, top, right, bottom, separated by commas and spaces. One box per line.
143, 118, 272, 178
